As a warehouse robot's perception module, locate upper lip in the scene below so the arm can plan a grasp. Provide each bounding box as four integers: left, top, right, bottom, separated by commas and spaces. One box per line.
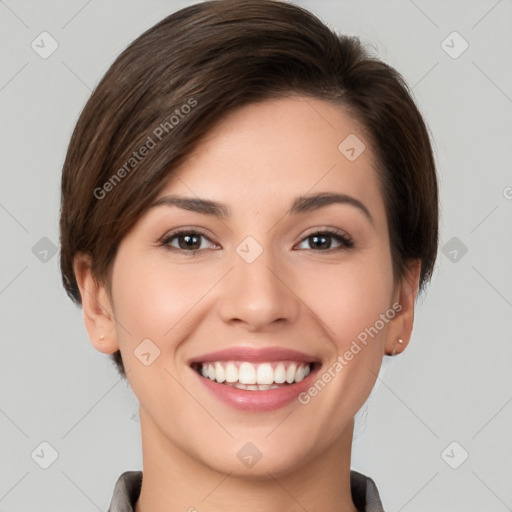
189, 346, 321, 365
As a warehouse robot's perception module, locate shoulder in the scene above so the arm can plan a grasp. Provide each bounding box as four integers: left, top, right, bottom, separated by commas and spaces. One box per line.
107, 471, 142, 512
350, 470, 385, 512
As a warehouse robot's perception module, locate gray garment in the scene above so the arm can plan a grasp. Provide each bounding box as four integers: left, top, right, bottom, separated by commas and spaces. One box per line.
107, 469, 385, 511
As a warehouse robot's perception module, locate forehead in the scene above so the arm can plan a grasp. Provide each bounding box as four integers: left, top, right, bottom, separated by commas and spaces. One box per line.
158, 96, 385, 222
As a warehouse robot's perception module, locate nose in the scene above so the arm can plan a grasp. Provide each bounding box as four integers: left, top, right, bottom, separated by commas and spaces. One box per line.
217, 244, 300, 331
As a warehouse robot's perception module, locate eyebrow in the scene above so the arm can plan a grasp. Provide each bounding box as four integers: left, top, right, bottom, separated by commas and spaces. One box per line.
151, 192, 373, 224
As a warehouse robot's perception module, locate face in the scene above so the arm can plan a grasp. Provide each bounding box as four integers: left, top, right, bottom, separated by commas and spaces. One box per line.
83, 96, 416, 478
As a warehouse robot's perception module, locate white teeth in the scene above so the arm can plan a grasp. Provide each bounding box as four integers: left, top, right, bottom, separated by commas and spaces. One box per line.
239, 362, 256, 384
286, 363, 297, 384
214, 362, 225, 383
225, 362, 238, 383
198, 360, 312, 388
256, 363, 274, 385
226, 382, 280, 390
274, 363, 286, 383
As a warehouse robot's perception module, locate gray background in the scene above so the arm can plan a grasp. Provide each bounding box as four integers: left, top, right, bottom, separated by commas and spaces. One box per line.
1, 0, 511, 510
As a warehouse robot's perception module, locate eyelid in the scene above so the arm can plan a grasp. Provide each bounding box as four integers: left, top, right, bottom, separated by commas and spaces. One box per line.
294, 227, 354, 251
159, 227, 220, 250
299, 226, 353, 243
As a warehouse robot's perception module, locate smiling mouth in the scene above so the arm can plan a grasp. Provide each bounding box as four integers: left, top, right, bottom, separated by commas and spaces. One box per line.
191, 361, 315, 390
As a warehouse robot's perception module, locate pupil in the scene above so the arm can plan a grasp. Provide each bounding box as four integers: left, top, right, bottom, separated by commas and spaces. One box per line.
311, 235, 330, 249
180, 235, 200, 250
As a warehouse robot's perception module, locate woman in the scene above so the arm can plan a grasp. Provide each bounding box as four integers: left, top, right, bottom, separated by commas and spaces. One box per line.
59, 1, 438, 510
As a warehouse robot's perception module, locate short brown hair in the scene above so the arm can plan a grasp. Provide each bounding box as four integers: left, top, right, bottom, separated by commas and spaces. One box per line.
60, 0, 438, 378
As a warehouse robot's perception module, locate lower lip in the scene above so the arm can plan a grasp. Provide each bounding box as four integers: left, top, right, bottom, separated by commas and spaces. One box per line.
194, 366, 319, 411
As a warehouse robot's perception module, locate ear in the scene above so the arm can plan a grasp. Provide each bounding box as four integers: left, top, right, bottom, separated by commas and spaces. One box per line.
384, 260, 421, 356
73, 253, 119, 355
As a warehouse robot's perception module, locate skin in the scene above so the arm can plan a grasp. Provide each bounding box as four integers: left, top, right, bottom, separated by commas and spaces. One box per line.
75, 96, 420, 512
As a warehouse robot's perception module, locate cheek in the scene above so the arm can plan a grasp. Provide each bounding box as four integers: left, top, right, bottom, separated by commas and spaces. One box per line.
290, 255, 395, 450
109, 253, 208, 404
297, 249, 395, 350
110, 251, 226, 350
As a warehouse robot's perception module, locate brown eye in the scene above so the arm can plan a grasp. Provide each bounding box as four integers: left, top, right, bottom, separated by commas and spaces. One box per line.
176, 233, 202, 250
297, 230, 354, 251
162, 230, 218, 252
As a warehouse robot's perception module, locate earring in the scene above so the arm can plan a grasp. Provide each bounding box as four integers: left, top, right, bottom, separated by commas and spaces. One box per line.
391, 338, 404, 357
99, 336, 105, 344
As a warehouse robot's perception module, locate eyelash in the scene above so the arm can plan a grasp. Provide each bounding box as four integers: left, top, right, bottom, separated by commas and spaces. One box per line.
159, 228, 354, 255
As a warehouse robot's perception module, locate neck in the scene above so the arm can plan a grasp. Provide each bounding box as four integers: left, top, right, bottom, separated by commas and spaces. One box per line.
135, 409, 359, 512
